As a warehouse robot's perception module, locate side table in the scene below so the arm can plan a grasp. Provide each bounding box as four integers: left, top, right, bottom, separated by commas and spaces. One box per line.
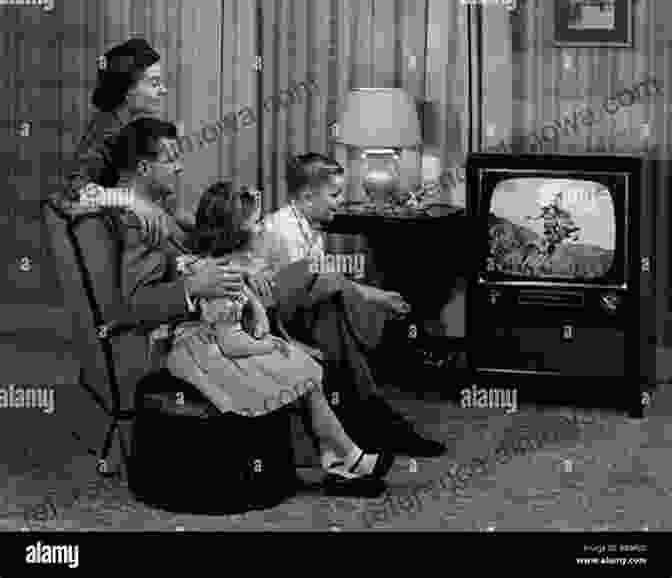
322, 205, 473, 393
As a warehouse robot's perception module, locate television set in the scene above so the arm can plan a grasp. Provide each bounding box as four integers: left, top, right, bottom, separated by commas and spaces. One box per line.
466, 153, 656, 418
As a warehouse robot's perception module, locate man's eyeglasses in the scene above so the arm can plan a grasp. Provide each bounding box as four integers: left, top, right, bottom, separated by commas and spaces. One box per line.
142, 75, 165, 90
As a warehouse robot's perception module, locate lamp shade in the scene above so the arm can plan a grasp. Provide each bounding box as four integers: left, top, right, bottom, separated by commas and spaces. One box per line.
337, 88, 421, 148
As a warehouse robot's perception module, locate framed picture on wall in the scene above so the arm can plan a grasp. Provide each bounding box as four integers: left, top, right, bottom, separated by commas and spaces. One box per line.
554, 0, 632, 47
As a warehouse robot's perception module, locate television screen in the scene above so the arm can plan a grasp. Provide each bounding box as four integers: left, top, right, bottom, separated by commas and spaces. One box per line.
486, 177, 616, 280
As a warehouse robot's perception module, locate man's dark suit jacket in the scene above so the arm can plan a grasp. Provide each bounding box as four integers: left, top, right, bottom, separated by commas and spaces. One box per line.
115, 206, 195, 381
119, 211, 191, 326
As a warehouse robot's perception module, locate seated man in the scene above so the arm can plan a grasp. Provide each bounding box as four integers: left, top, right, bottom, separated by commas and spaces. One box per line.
103, 117, 246, 375
254, 153, 446, 457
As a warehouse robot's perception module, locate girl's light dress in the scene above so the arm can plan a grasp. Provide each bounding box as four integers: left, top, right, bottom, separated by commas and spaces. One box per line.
165, 250, 323, 417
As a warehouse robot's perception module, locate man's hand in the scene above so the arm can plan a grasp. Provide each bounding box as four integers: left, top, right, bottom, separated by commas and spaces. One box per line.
184, 257, 245, 300
270, 336, 291, 358
244, 270, 275, 304
130, 195, 172, 247
241, 283, 271, 339
248, 308, 271, 339
377, 290, 411, 319
356, 284, 411, 320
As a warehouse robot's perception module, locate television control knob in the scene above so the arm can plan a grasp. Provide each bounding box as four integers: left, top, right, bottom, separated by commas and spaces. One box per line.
489, 290, 501, 305
562, 325, 574, 340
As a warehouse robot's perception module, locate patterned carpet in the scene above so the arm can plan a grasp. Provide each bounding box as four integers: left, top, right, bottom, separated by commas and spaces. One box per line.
2, 384, 671, 532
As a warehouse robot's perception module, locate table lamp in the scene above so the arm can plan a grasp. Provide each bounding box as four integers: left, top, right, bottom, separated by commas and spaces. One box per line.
336, 88, 422, 205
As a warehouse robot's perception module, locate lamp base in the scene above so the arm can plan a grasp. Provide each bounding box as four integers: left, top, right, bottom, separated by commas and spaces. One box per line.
361, 149, 402, 205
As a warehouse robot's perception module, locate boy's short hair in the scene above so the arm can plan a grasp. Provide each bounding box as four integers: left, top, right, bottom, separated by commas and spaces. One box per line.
191, 181, 258, 257
285, 153, 344, 199
109, 117, 178, 176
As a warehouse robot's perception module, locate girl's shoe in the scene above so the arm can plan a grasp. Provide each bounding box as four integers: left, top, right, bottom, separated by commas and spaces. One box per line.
322, 450, 395, 498
325, 450, 395, 480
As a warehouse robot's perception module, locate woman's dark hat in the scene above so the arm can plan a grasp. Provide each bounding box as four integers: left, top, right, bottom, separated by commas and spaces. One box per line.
92, 38, 160, 112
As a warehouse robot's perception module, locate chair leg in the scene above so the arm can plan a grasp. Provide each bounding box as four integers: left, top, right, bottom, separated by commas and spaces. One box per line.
95, 421, 120, 478
71, 373, 126, 478
95, 413, 134, 480
117, 422, 131, 477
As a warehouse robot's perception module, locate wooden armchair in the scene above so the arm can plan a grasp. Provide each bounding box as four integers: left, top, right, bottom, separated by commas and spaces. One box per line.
41, 199, 187, 478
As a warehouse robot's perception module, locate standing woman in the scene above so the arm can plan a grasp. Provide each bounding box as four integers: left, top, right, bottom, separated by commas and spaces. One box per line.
50, 37, 177, 244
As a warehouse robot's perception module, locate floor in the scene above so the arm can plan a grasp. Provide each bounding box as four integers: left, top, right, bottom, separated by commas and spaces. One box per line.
0, 335, 670, 531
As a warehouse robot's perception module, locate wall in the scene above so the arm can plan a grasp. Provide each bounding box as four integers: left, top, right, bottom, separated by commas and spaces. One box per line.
1, 4, 69, 318
481, 0, 671, 345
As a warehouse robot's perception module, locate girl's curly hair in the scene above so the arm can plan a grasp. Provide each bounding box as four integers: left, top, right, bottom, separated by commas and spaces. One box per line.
190, 181, 259, 257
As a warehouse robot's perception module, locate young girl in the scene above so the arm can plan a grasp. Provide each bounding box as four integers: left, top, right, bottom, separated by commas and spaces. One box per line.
165, 181, 394, 492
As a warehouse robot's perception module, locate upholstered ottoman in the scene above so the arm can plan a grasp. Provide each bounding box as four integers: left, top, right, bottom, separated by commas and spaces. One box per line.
128, 369, 299, 515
